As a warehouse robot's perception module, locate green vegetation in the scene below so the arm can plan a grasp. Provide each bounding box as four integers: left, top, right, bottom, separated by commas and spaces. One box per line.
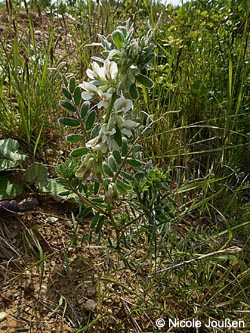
0, 0, 249, 332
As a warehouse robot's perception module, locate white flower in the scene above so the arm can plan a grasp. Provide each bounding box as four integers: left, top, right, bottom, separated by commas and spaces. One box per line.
86, 124, 119, 153
122, 119, 139, 129
79, 81, 114, 108
86, 62, 106, 80
79, 82, 98, 100
86, 60, 118, 82
102, 126, 119, 151
121, 119, 139, 138
80, 61, 118, 107
97, 91, 113, 109
104, 60, 118, 80
86, 136, 105, 152
114, 97, 133, 114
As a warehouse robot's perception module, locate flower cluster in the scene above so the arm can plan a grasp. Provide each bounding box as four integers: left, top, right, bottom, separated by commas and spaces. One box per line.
78, 51, 140, 155
72, 22, 154, 187
85, 96, 139, 153
100, 22, 155, 94
79, 59, 118, 108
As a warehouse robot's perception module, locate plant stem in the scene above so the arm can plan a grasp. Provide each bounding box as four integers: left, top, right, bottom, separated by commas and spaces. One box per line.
67, 183, 108, 216
104, 93, 117, 123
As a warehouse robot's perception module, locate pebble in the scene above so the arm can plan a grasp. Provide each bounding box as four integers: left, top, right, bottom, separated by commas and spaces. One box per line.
83, 299, 97, 311
0, 312, 7, 322
40, 284, 48, 296
65, 220, 73, 227
46, 216, 58, 223
86, 287, 96, 297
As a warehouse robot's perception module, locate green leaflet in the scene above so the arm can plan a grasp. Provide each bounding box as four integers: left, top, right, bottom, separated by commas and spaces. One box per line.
58, 117, 80, 127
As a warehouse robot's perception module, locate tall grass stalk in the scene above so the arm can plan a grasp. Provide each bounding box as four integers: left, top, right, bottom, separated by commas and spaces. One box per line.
0, 2, 62, 156
140, 1, 250, 206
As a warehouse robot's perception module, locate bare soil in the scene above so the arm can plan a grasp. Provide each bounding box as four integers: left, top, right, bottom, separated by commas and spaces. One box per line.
0, 191, 99, 330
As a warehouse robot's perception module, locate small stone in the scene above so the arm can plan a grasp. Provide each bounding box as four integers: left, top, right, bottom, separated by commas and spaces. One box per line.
83, 299, 97, 311
65, 220, 73, 227
23, 280, 35, 294
0, 312, 8, 322
34, 30, 42, 36
40, 284, 47, 296
46, 216, 58, 223
87, 287, 96, 297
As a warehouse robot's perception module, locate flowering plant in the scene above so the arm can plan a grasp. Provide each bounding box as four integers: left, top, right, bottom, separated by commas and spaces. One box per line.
58, 22, 174, 243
